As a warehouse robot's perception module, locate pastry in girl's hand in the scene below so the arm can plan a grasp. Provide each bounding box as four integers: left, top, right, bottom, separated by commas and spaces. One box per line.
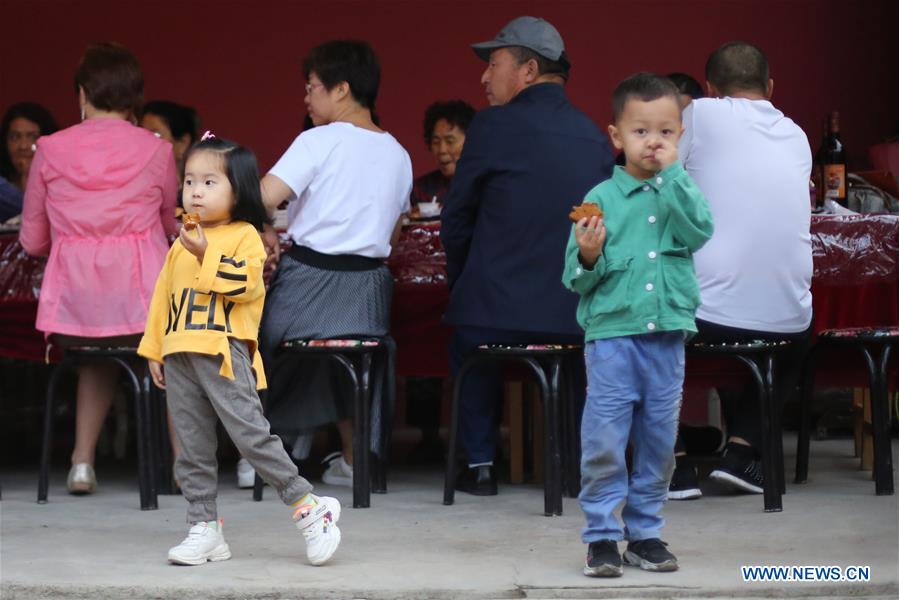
182, 212, 201, 230
568, 203, 604, 223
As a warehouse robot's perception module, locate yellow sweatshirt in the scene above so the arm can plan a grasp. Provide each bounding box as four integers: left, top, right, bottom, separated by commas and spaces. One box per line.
138, 221, 268, 389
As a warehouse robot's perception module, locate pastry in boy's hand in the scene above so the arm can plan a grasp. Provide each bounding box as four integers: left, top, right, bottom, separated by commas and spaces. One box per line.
182, 212, 201, 230
569, 203, 604, 223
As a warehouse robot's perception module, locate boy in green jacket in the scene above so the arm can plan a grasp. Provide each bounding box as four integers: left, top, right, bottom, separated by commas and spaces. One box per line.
563, 73, 713, 577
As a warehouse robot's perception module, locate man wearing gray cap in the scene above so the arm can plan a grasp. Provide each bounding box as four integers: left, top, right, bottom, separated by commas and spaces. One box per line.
441, 16, 615, 495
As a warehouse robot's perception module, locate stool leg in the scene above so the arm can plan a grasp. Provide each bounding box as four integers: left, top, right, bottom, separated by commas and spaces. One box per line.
359, 352, 373, 508
369, 347, 385, 494
253, 472, 265, 501
320, 354, 363, 509
865, 344, 894, 495
374, 340, 396, 494
564, 354, 582, 498
444, 358, 477, 506
141, 365, 160, 508
766, 353, 786, 495
38, 361, 71, 504
763, 354, 782, 511
548, 357, 564, 516
737, 355, 781, 512
154, 387, 174, 495
795, 345, 818, 484
119, 360, 156, 510
523, 358, 554, 517
352, 358, 364, 508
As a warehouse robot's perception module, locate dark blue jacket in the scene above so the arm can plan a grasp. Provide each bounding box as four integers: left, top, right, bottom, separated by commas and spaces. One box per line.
440, 82, 614, 335
0, 175, 23, 222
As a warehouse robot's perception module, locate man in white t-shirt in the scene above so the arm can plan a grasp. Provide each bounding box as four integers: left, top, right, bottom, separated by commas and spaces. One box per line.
674, 42, 813, 498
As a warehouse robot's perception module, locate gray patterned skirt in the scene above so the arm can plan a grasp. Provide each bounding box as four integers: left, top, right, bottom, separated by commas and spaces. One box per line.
261, 246, 393, 454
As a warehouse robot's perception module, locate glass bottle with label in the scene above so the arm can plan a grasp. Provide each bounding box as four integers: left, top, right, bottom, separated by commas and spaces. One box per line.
816, 111, 847, 207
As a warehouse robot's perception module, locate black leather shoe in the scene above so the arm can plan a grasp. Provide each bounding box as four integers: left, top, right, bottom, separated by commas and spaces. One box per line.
455, 465, 498, 496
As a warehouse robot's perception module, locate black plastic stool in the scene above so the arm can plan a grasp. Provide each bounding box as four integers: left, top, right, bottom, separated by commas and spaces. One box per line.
796, 327, 896, 495
443, 343, 582, 516
253, 337, 395, 509
38, 346, 158, 510
150, 388, 176, 496
687, 339, 792, 513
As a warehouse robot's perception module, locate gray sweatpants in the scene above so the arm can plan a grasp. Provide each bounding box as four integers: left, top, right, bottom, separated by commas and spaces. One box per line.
165, 339, 313, 523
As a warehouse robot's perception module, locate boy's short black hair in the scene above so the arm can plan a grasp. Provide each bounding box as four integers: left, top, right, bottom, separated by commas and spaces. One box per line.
611, 72, 681, 122
667, 72, 705, 100
422, 100, 476, 145
705, 41, 769, 96
303, 40, 380, 111
142, 100, 199, 144
184, 137, 269, 232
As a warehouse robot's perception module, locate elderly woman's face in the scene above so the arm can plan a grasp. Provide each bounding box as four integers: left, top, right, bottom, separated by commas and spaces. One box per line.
6, 116, 40, 179
140, 113, 190, 164
140, 113, 174, 144
429, 119, 466, 178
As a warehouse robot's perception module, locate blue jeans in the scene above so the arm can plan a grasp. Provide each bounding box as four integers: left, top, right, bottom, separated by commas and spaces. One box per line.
579, 332, 684, 543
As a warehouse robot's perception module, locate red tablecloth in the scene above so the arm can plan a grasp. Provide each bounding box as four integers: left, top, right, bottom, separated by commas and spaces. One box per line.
0, 233, 45, 361
809, 214, 899, 336
2, 215, 898, 378
387, 221, 451, 377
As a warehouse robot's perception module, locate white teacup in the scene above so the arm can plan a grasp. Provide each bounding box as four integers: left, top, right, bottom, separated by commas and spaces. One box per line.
418, 201, 441, 218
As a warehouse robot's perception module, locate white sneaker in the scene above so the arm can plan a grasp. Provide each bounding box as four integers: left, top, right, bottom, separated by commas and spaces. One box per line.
321, 452, 353, 487
236, 458, 255, 489
168, 519, 232, 565
293, 495, 342, 565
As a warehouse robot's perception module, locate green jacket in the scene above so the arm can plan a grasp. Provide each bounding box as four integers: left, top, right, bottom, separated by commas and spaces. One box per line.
562, 162, 714, 342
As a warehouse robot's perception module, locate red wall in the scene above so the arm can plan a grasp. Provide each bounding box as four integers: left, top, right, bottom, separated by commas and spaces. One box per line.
2, 0, 896, 175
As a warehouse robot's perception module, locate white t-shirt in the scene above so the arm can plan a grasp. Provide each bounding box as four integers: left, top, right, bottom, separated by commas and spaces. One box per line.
680, 98, 813, 333
269, 122, 412, 258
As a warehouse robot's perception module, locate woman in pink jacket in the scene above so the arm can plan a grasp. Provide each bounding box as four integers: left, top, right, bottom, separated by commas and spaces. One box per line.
20, 43, 178, 494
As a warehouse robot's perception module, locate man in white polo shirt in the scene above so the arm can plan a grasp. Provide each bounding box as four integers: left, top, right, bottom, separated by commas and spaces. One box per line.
673, 42, 813, 498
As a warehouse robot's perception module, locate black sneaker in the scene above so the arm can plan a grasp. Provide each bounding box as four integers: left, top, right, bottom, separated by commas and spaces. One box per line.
668, 462, 702, 500
623, 538, 678, 572
584, 540, 622, 577
709, 444, 763, 493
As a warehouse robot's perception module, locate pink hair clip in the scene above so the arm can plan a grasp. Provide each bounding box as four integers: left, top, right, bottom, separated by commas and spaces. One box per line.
201, 130, 216, 141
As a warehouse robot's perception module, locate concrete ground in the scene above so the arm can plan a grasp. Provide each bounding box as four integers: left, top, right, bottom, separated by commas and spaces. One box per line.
1, 435, 897, 600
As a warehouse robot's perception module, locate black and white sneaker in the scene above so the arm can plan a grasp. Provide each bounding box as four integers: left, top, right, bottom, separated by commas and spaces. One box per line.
667, 463, 702, 500
583, 540, 623, 577
623, 538, 678, 572
709, 444, 763, 494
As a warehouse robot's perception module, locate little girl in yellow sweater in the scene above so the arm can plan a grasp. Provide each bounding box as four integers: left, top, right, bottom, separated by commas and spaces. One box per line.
139, 134, 340, 566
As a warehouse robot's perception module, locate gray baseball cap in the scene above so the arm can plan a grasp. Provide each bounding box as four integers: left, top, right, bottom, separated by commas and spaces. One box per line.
471, 16, 568, 64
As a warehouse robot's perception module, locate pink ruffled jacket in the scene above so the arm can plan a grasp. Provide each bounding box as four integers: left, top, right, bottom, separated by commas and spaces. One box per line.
20, 118, 179, 337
